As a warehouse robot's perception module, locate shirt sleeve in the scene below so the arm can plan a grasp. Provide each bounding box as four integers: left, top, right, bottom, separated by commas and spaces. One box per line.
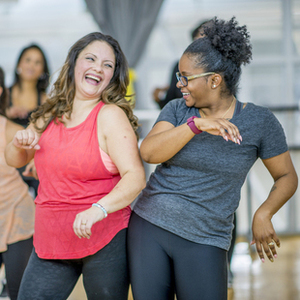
258, 109, 288, 159
154, 99, 179, 127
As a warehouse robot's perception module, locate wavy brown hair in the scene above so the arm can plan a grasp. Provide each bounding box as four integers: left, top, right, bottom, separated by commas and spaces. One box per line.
30, 32, 139, 138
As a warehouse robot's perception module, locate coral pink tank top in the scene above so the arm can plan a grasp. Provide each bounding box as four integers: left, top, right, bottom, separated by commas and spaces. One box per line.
34, 101, 131, 259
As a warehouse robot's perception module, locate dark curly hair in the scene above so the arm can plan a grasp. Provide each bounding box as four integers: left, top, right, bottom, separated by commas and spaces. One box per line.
190, 19, 214, 40
30, 32, 139, 139
184, 17, 252, 96
12, 44, 50, 92
0, 67, 8, 117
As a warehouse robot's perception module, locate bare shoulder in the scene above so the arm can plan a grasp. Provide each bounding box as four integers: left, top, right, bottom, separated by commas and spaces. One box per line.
97, 103, 135, 140
99, 103, 127, 119
98, 103, 129, 127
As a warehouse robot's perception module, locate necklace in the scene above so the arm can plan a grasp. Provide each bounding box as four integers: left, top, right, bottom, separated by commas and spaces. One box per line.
200, 96, 235, 119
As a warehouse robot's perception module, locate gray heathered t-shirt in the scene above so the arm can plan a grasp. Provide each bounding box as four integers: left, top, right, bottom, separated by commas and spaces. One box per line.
133, 98, 288, 251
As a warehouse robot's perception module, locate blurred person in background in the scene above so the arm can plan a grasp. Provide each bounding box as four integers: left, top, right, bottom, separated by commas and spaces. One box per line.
6, 44, 50, 198
0, 67, 35, 300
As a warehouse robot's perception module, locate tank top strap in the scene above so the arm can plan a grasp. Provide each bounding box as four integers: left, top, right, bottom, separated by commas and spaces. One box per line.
79, 101, 105, 132
89, 101, 105, 122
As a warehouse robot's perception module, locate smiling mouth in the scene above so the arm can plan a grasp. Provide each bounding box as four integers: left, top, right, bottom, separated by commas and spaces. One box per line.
85, 74, 101, 83
182, 92, 190, 96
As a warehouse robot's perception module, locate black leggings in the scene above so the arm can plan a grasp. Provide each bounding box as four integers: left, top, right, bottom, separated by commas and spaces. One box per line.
17, 229, 129, 300
1, 237, 33, 300
128, 213, 228, 300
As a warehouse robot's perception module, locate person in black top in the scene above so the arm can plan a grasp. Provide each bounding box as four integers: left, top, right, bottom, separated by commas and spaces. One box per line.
6, 44, 50, 198
7, 44, 50, 127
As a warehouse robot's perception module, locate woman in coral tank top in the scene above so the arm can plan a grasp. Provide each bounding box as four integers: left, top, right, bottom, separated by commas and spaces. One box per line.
5, 32, 145, 300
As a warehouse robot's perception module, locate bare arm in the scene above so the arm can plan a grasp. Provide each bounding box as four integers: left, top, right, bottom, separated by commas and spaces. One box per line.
251, 151, 298, 262
73, 104, 146, 239
141, 117, 242, 164
98, 105, 146, 212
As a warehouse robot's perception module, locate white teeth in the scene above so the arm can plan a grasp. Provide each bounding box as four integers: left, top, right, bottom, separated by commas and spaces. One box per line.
182, 93, 190, 96
86, 75, 100, 82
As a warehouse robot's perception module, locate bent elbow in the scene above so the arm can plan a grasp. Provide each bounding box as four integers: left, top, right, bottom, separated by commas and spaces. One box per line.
4, 152, 15, 168
140, 145, 153, 164
141, 152, 161, 164
292, 171, 298, 194
140, 146, 162, 164
141, 152, 152, 164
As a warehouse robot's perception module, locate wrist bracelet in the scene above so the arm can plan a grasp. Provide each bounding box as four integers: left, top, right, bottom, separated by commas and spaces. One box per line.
187, 116, 203, 134
92, 203, 108, 218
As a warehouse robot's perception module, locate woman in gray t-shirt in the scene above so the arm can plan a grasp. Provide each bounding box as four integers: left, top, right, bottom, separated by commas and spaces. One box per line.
128, 17, 298, 300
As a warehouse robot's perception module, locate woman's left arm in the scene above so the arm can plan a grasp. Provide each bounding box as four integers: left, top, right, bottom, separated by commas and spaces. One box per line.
73, 104, 146, 239
251, 151, 298, 262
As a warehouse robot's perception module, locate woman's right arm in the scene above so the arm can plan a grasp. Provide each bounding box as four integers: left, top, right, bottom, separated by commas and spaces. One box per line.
5, 122, 40, 168
141, 117, 242, 164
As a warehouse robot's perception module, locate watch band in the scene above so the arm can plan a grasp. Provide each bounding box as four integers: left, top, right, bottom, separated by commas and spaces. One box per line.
187, 116, 203, 134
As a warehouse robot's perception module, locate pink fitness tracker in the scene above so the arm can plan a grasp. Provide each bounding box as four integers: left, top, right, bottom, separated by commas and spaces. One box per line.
187, 116, 203, 134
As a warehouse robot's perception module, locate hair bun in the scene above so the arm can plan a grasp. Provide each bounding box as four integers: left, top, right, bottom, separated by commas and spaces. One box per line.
204, 17, 252, 66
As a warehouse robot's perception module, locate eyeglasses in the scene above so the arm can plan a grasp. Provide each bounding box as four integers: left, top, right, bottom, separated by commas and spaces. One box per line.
176, 72, 215, 87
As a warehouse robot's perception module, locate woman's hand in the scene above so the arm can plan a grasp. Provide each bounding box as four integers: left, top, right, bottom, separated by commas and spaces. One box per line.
250, 151, 298, 263
22, 159, 38, 179
73, 206, 106, 239
6, 106, 29, 119
13, 128, 40, 150
194, 117, 242, 144
250, 210, 280, 263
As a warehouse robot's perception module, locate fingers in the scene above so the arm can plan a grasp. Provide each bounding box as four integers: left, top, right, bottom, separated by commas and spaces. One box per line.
7, 106, 28, 119
22, 164, 33, 177
254, 236, 280, 263
218, 120, 242, 144
251, 213, 281, 263
22, 162, 39, 179
73, 217, 92, 239
197, 118, 242, 144
73, 207, 104, 239
13, 129, 40, 150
